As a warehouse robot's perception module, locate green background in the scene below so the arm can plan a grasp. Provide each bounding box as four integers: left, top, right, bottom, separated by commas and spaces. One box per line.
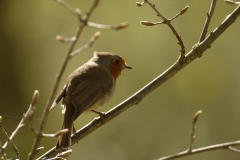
0, 0, 240, 159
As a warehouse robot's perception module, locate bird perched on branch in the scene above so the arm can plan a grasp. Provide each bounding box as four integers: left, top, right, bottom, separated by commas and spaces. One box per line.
50, 52, 132, 151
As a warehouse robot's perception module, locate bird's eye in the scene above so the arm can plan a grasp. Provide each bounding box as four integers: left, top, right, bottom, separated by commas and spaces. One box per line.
115, 59, 120, 65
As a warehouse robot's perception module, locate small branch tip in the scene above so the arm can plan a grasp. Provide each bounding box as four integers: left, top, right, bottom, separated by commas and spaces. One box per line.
224, 0, 240, 4
56, 35, 77, 43
31, 90, 39, 106
229, 146, 240, 153
193, 110, 202, 124
35, 147, 44, 155
56, 35, 65, 42
136, 2, 145, 7
180, 5, 189, 15
114, 22, 129, 30
140, 21, 155, 26
93, 0, 100, 8
90, 32, 101, 42
75, 8, 82, 17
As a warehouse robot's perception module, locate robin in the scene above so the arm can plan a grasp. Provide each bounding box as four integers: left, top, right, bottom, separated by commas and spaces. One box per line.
50, 52, 132, 151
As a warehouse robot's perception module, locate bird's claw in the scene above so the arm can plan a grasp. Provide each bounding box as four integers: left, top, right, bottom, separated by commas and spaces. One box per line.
91, 110, 106, 124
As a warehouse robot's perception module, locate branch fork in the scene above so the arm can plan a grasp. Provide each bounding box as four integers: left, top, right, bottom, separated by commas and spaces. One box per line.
138, 0, 187, 60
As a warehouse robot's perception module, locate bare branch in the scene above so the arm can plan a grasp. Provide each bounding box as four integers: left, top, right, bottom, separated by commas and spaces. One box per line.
85, 0, 100, 18
56, 36, 77, 43
54, 0, 79, 18
0, 118, 20, 159
199, 0, 217, 42
140, 21, 165, 26
153, 110, 240, 160
169, 5, 189, 21
141, 0, 186, 60
228, 146, 240, 153
188, 110, 202, 152
70, 32, 101, 57
0, 90, 39, 159
156, 140, 240, 160
225, 0, 240, 5
140, 5, 188, 27
41, 129, 69, 138
87, 22, 129, 30
144, 0, 167, 21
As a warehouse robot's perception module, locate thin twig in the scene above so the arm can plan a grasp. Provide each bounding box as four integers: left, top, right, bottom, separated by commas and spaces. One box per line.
42, 128, 69, 138
169, 5, 189, 21
56, 35, 77, 43
35, 147, 45, 156
29, 93, 38, 136
0, 119, 20, 159
0, 90, 39, 159
70, 32, 101, 57
3, 90, 39, 149
87, 22, 129, 30
54, 0, 79, 18
225, 0, 240, 5
27, 1, 99, 159
140, 21, 165, 26
228, 146, 240, 153
142, 0, 186, 61
156, 140, 240, 160
0, 141, 7, 160
199, 0, 217, 42
37, 5, 240, 159
188, 110, 202, 152
144, 0, 168, 21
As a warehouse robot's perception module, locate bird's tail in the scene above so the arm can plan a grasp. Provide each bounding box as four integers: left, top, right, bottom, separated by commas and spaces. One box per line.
56, 104, 75, 151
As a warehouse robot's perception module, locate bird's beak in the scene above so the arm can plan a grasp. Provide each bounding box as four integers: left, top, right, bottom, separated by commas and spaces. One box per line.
124, 64, 132, 69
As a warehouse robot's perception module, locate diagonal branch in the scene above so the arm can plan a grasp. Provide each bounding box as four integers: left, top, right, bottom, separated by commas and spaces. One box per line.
144, 0, 168, 21
54, 0, 78, 18
199, 0, 217, 42
70, 32, 100, 57
37, 4, 240, 159
0, 119, 19, 159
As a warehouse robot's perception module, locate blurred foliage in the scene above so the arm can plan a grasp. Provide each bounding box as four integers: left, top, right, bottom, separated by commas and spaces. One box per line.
0, 0, 240, 160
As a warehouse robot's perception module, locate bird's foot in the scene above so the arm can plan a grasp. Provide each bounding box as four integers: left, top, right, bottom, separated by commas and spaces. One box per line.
91, 110, 106, 124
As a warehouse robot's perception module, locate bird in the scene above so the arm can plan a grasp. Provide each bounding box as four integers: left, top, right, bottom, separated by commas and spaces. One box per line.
49, 52, 132, 151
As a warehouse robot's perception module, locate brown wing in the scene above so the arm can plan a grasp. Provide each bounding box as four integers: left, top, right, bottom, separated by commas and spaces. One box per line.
67, 64, 114, 121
